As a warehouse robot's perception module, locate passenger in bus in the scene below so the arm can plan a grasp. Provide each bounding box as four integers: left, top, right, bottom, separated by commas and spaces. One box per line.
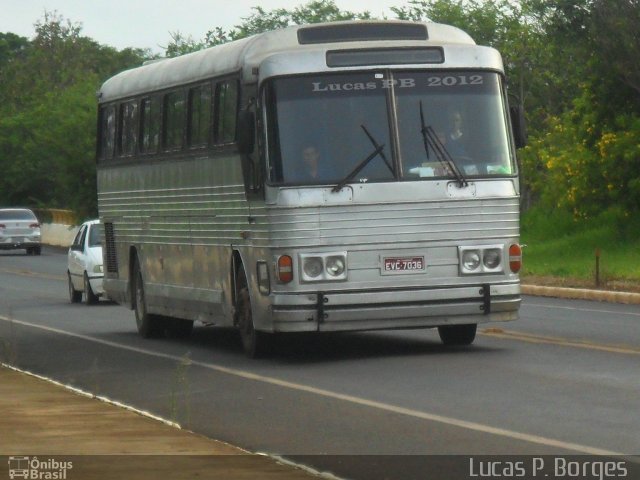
445, 110, 468, 158
408, 129, 463, 177
297, 145, 334, 182
444, 111, 481, 174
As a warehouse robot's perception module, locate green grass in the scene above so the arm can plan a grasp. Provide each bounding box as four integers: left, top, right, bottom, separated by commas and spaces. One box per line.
521, 207, 640, 285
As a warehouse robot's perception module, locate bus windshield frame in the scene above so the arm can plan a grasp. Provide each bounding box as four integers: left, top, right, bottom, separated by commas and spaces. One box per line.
264, 69, 516, 187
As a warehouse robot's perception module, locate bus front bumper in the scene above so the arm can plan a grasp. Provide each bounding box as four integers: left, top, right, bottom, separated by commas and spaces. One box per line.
269, 283, 520, 333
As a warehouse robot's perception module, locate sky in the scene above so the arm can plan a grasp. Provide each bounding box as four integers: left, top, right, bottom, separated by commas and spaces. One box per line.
1, 0, 412, 54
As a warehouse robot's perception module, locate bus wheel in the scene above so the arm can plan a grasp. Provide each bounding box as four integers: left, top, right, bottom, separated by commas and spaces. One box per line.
438, 324, 477, 346
236, 268, 269, 358
133, 260, 162, 338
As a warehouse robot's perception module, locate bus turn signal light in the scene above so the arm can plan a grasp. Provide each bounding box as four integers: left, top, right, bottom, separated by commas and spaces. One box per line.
277, 255, 293, 283
509, 244, 522, 273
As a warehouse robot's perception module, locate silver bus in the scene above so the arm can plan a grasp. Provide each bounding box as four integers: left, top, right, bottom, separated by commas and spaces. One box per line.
96, 20, 525, 357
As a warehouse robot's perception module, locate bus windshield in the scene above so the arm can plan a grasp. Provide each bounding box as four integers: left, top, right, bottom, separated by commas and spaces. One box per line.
266, 70, 515, 185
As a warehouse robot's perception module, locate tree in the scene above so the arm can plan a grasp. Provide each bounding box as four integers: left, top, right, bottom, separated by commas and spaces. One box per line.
0, 32, 29, 68
0, 12, 148, 216
592, 0, 640, 96
391, 1, 541, 109
517, 0, 640, 217
392, 0, 518, 46
233, 0, 372, 38
165, 0, 372, 56
164, 31, 205, 57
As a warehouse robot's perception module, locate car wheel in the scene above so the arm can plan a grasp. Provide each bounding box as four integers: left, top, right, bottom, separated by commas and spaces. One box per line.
438, 324, 477, 346
68, 272, 82, 304
83, 272, 99, 305
34, 246, 41, 255
133, 259, 163, 338
236, 267, 270, 358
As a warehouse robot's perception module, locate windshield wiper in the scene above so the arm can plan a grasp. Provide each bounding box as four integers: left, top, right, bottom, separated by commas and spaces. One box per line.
361, 125, 394, 176
419, 101, 467, 187
332, 125, 390, 193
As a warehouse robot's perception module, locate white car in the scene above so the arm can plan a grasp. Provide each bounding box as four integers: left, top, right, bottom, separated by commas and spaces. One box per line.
0, 208, 42, 255
67, 219, 105, 304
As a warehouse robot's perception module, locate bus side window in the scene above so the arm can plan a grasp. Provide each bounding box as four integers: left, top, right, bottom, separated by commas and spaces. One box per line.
215, 80, 238, 144
263, 82, 283, 182
164, 90, 186, 151
119, 100, 138, 157
99, 105, 116, 161
140, 96, 161, 154
188, 84, 212, 148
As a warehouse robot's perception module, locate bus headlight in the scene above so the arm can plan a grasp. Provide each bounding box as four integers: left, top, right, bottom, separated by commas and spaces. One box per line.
459, 245, 505, 275
326, 256, 345, 277
299, 252, 348, 282
303, 257, 324, 278
483, 249, 501, 270
462, 250, 481, 272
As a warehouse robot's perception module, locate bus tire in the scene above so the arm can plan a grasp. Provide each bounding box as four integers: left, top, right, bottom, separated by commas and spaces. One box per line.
133, 259, 163, 338
438, 324, 477, 346
236, 267, 270, 358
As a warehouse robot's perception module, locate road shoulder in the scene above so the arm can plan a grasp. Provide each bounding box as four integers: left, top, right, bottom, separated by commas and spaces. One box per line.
0, 365, 321, 479
522, 284, 640, 304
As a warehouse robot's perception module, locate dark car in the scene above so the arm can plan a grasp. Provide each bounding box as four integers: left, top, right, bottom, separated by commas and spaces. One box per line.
0, 208, 42, 255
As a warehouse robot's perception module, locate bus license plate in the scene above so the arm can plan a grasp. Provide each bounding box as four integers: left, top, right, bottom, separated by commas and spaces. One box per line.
383, 256, 425, 273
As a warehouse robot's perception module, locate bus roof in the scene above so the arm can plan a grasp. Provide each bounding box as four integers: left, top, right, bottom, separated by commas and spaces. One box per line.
99, 20, 483, 103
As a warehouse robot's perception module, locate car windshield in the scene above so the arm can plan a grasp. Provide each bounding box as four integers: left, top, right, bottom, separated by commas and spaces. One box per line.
0, 209, 37, 221
265, 70, 515, 185
88, 224, 103, 247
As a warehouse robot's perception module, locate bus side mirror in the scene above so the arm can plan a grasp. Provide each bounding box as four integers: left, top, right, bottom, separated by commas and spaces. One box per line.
237, 110, 256, 155
510, 105, 527, 149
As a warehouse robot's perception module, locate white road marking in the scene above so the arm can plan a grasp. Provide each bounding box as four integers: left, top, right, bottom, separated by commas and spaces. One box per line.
1, 361, 181, 429
0, 314, 628, 457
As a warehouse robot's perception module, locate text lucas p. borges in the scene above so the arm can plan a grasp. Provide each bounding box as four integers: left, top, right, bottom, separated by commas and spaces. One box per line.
469, 457, 627, 479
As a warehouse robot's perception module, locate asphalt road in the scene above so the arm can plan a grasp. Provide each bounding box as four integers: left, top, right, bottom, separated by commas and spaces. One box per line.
1, 247, 639, 479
